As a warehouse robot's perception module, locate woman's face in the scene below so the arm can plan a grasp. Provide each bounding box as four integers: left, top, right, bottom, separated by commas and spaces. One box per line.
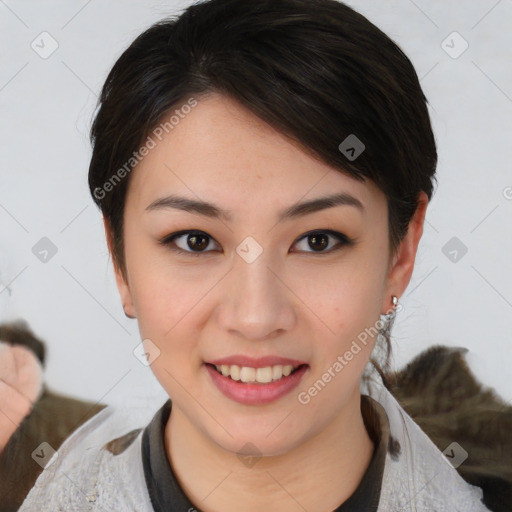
111, 92, 423, 456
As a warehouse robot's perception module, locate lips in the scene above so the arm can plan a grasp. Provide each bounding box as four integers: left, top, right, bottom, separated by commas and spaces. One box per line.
204, 362, 309, 405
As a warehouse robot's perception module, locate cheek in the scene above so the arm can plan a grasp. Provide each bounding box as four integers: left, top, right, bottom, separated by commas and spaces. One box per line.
294, 257, 383, 332
130, 270, 202, 400
291, 261, 384, 384
125, 235, 203, 333
132, 274, 200, 355
126, 255, 217, 379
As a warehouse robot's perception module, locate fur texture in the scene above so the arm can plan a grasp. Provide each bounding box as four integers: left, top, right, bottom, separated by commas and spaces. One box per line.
386, 345, 512, 512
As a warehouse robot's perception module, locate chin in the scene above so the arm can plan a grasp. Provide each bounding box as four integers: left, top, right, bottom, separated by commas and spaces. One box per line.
209, 424, 304, 460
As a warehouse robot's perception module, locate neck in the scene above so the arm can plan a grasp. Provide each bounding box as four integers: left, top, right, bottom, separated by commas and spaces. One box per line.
164, 389, 375, 512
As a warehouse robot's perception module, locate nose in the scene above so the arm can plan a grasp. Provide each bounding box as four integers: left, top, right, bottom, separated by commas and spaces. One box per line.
216, 250, 296, 341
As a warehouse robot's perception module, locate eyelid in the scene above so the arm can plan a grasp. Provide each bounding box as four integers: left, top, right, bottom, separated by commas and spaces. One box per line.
159, 230, 219, 257
159, 229, 354, 256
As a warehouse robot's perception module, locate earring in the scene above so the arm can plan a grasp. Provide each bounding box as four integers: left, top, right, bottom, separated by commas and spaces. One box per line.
379, 295, 398, 333
382, 295, 398, 315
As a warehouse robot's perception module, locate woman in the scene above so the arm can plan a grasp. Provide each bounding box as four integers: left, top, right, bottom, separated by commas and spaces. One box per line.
19, 0, 491, 510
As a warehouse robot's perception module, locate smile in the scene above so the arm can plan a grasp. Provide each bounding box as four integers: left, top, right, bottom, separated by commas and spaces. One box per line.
204, 363, 309, 405
212, 363, 301, 383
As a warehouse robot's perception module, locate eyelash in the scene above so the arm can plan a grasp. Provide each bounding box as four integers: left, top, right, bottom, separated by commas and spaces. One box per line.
158, 229, 354, 257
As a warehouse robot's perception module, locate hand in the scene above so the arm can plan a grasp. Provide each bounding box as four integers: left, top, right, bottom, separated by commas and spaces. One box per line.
0, 342, 43, 452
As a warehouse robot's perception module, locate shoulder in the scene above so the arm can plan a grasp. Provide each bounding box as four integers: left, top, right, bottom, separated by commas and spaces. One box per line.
364, 378, 491, 512
19, 405, 155, 511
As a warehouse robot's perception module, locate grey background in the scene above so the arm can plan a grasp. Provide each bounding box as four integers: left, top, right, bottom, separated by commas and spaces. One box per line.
1, 0, 511, 413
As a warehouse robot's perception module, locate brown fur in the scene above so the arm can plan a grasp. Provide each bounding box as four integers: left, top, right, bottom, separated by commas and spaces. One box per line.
385, 345, 512, 512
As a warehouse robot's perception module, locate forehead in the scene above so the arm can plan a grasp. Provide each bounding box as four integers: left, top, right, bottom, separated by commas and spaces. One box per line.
125, 93, 385, 220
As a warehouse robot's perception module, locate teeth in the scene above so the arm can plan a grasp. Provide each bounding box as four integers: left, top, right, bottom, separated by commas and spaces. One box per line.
240, 366, 255, 383
256, 367, 273, 383
214, 364, 299, 383
272, 365, 283, 380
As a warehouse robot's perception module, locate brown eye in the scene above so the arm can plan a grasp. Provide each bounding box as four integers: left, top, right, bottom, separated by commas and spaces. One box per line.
160, 230, 219, 256
292, 230, 352, 254
185, 233, 209, 251
307, 232, 329, 251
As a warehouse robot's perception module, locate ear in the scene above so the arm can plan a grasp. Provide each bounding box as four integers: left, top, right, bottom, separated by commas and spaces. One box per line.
102, 216, 136, 319
382, 191, 429, 313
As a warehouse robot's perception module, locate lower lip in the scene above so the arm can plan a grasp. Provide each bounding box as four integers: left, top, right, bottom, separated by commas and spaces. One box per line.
204, 364, 309, 405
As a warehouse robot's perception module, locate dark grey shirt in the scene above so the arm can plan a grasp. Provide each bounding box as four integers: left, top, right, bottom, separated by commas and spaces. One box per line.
142, 394, 391, 511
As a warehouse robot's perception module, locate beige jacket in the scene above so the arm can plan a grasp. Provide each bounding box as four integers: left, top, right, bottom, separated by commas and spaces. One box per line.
19, 375, 490, 511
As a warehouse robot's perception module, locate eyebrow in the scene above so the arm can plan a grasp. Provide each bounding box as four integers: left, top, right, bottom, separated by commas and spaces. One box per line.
145, 192, 364, 222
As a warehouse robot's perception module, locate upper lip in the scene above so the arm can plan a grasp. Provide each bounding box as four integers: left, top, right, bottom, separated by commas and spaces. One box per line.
206, 355, 308, 368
